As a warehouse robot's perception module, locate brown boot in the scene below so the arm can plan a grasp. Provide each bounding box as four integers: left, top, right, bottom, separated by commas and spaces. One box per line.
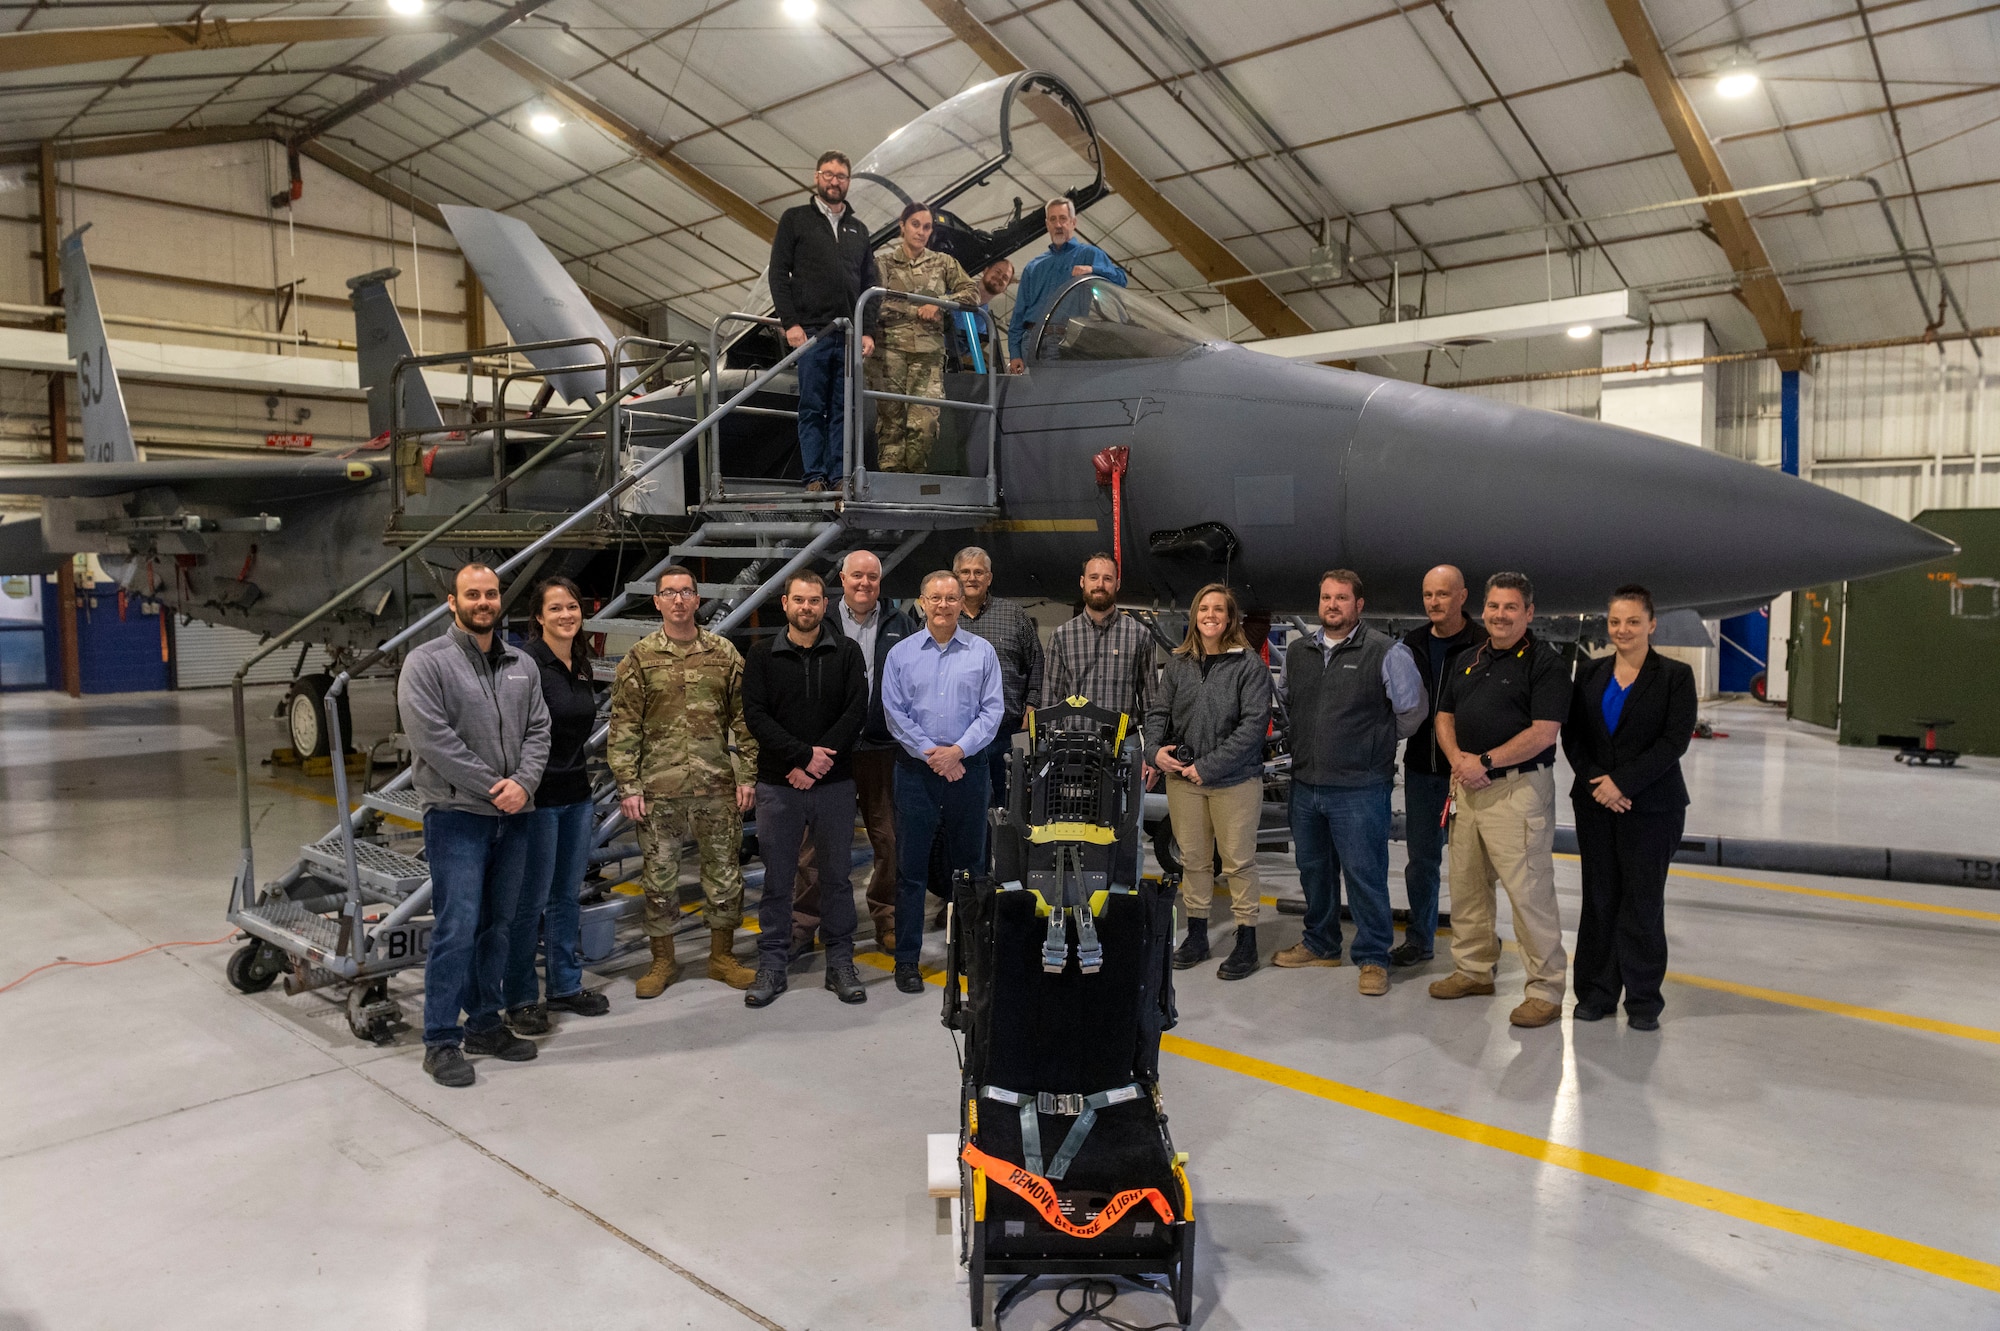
1428, 971, 1496, 1000
1510, 997, 1561, 1028
707, 928, 757, 990
635, 935, 681, 1000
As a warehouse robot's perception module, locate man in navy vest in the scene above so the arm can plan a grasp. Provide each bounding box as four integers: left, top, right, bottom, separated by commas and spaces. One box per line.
1273, 570, 1427, 997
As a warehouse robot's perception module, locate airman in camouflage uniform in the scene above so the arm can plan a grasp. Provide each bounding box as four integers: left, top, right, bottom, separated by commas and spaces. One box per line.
872, 226, 980, 474
608, 615, 760, 993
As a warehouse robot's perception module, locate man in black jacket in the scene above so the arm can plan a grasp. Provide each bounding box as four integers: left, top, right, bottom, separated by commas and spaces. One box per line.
742, 569, 870, 1007
768, 150, 879, 492
794, 549, 919, 954
1395, 564, 1487, 966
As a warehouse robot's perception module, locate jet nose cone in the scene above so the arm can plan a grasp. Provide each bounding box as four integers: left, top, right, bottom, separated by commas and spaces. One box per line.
1344, 381, 1957, 615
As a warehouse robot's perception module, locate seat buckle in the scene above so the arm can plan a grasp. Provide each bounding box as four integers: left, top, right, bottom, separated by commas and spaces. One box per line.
1036, 1091, 1084, 1117
1041, 910, 1069, 972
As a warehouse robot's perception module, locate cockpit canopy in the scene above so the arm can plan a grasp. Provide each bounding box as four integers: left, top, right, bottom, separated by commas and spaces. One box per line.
1033, 276, 1212, 363
847, 70, 1105, 277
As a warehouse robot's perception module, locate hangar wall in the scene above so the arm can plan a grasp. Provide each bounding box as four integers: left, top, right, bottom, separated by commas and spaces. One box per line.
0, 140, 644, 495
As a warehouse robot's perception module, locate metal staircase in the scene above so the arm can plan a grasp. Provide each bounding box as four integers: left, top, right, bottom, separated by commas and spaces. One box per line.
222, 288, 1004, 1040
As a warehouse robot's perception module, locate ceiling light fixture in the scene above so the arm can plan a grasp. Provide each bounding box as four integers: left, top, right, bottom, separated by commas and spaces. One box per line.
1566, 324, 1594, 340
1717, 70, 1759, 98
782, 0, 817, 20
387, 0, 426, 15
529, 112, 561, 135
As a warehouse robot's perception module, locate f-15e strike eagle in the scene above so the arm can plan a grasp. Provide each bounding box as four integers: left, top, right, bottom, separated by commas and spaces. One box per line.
0, 71, 1952, 666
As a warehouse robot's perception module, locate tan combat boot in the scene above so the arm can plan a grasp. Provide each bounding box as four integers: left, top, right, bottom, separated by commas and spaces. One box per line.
707, 928, 757, 990
635, 935, 681, 1000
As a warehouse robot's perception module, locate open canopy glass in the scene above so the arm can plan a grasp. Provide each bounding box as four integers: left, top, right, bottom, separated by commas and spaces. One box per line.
1033, 276, 1211, 362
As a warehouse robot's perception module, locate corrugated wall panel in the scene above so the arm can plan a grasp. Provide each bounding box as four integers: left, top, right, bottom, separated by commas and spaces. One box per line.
174, 618, 329, 689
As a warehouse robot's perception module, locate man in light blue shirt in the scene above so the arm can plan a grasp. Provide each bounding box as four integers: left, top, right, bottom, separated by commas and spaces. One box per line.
880, 569, 1005, 991
1006, 198, 1127, 372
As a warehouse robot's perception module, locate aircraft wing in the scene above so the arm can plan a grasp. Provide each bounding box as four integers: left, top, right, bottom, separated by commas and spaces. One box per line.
0, 458, 381, 501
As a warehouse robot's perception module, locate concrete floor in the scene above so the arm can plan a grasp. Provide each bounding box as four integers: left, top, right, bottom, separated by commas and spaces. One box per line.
2, 684, 1998, 1329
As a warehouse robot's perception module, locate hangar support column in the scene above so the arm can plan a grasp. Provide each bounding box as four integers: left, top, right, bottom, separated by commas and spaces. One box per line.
38, 140, 81, 698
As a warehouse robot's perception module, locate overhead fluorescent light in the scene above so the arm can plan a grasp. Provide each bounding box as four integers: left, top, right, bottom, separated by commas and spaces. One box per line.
529, 112, 561, 136
1717, 71, 1759, 98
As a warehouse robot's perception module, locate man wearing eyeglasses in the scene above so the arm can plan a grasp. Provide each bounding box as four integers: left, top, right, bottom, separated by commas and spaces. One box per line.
768, 149, 880, 493
879, 569, 1004, 993
607, 566, 760, 998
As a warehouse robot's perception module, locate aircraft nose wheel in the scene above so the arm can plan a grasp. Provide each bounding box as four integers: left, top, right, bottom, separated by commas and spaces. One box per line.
285, 672, 351, 760
346, 980, 407, 1044
226, 940, 287, 993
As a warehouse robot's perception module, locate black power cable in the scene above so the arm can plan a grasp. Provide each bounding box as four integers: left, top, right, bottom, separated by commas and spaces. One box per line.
995, 1275, 1182, 1331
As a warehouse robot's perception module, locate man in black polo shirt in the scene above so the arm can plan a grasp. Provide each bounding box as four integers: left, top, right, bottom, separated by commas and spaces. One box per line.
1394, 565, 1487, 966
1430, 571, 1571, 1028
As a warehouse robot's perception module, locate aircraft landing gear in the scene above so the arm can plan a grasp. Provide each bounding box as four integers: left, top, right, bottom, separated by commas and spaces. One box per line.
285, 672, 351, 759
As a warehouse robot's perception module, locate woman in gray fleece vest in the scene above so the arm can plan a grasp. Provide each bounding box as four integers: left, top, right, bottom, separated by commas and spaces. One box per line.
1144, 583, 1274, 981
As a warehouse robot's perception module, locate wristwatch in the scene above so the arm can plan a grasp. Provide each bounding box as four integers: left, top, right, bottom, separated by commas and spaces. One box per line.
1478, 753, 1494, 771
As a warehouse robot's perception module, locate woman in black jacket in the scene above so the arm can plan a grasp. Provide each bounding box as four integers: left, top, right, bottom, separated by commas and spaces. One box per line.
504, 577, 612, 1032
1561, 585, 1697, 1031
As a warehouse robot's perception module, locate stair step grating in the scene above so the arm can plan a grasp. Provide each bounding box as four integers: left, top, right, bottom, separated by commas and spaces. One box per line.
361, 787, 423, 819
301, 836, 428, 898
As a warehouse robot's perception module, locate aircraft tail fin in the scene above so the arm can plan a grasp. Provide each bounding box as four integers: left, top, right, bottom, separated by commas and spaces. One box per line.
347, 267, 445, 439
440, 205, 613, 406
58, 228, 138, 464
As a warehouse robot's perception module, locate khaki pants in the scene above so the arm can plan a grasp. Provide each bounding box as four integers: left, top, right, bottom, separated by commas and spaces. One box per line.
1447, 766, 1567, 1003
1166, 774, 1262, 927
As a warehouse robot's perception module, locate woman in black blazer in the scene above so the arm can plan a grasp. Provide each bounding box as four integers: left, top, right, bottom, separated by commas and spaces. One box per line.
1561, 585, 1697, 1030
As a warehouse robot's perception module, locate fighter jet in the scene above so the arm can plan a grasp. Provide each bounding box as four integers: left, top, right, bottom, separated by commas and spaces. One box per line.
0, 69, 1953, 674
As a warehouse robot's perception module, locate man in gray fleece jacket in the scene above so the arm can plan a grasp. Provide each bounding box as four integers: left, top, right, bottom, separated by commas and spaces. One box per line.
398, 564, 551, 1088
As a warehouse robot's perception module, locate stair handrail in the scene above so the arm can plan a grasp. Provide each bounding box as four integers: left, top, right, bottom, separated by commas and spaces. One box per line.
845, 286, 1003, 506
230, 325, 847, 940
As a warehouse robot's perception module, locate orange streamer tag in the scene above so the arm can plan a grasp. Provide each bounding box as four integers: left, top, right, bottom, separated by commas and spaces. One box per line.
960, 1143, 1174, 1239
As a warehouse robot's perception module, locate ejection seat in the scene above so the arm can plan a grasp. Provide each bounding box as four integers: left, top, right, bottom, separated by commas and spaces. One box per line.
942, 700, 1194, 1326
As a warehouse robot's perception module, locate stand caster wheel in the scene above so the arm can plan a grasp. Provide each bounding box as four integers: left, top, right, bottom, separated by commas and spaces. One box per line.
346, 980, 407, 1044
226, 940, 286, 993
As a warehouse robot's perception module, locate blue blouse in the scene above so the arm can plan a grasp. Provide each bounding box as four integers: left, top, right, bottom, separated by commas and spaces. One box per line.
1602, 673, 1634, 734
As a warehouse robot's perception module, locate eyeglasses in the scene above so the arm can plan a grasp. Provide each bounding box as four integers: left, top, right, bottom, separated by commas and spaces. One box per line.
817, 169, 849, 181
655, 587, 698, 601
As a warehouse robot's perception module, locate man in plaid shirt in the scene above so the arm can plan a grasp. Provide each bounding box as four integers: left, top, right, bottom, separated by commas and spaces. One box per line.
953, 546, 1044, 808
1039, 552, 1153, 725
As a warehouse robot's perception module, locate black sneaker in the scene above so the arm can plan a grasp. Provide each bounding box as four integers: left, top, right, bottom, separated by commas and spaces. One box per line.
464, 1026, 538, 1061
894, 962, 925, 993
424, 1045, 474, 1087
1172, 918, 1210, 970
1573, 1002, 1614, 1022
1628, 1013, 1661, 1032
825, 961, 867, 1004
1216, 925, 1260, 981
505, 1003, 551, 1035
744, 966, 788, 1008
546, 989, 611, 1017
1388, 940, 1432, 968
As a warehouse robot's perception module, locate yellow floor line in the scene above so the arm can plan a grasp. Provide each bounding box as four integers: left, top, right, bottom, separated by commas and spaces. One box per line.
1155, 1031, 2000, 1295
1662, 971, 2000, 1046
1666, 867, 2000, 924
856, 949, 2000, 1294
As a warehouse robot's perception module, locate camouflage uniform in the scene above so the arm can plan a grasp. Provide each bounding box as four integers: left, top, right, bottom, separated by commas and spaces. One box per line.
607, 627, 758, 936
871, 243, 979, 474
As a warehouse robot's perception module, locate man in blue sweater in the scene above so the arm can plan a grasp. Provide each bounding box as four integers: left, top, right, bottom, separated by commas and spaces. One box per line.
1006, 198, 1127, 373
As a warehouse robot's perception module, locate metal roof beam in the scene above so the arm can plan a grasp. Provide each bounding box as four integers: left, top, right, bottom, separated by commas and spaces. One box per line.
1605, 0, 1806, 369
913, 0, 1310, 340
0, 16, 439, 75
287, 0, 553, 149
476, 42, 777, 244
0, 123, 275, 165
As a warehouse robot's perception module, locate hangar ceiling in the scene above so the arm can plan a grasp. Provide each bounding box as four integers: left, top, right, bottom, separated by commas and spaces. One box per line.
3, 0, 1995, 363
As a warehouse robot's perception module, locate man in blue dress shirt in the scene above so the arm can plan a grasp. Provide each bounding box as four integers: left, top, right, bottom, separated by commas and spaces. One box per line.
880, 569, 1005, 992
1006, 198, 1128, 373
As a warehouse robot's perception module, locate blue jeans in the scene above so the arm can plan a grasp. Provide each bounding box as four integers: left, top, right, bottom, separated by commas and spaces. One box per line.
1290, 779, 1394, 967
893, 756, 990, 968
1402, 772, 1451, 958
422, 808, 536, 1048
505, 798, 594, 1009
795, 330, 848, 485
